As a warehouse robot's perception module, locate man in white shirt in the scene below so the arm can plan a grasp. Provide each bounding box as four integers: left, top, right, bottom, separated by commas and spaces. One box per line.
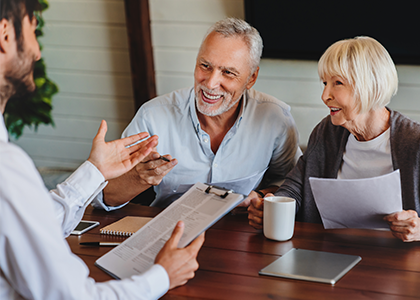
0, 1, 204, 299
96, 18, 302, 210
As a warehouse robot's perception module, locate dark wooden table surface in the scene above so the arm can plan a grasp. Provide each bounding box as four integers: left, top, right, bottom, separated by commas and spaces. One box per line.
67, 204, 420, 299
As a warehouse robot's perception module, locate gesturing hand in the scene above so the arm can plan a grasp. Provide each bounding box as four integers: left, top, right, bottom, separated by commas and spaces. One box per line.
155, 221, 205, 289
88, 120, 158, 180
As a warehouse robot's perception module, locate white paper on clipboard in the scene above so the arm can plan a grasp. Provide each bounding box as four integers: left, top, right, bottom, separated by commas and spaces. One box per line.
95, 182, 244, 279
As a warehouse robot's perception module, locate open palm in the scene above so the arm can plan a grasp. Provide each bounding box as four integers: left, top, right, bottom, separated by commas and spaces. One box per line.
88, 120, 158, 180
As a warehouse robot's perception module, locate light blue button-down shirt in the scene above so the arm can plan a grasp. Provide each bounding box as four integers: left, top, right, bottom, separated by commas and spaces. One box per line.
94, 87, 301, 208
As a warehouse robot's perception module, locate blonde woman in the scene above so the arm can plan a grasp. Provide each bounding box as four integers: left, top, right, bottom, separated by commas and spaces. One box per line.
249, 36, 420, 242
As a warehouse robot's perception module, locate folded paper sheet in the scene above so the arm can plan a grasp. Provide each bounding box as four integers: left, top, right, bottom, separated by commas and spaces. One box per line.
309, 170, 402, 229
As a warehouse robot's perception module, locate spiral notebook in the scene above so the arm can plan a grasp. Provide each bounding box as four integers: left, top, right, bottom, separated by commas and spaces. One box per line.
100, 216, 153, 236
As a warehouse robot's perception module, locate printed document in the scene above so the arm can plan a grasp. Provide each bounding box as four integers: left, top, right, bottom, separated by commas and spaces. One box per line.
309, 170, 402, 229
95, 182, 244, 279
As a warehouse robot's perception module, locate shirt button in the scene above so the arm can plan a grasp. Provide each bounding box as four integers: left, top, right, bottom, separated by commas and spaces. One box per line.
214, 163, 218, 168
203, 138, 209, 143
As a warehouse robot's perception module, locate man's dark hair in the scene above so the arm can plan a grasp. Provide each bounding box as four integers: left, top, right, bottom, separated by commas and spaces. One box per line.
0, 0, 41, 51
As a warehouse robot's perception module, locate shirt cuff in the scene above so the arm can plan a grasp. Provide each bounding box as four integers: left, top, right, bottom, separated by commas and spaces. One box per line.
142, 264, 170, 299
65, 161, 106, 201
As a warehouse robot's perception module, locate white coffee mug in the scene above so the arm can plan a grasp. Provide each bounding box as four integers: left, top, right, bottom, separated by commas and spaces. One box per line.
263, 196, 296, 241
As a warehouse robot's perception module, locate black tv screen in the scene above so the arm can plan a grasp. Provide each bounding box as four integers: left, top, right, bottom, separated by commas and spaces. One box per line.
245, 0, 420, 65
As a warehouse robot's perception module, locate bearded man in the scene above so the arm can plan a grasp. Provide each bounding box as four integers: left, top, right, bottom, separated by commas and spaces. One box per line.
94, 18, 302, 210
0, 1, 203, 298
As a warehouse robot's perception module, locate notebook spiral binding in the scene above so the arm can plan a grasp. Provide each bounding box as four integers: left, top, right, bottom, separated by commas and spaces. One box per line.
100, 229, 134, 237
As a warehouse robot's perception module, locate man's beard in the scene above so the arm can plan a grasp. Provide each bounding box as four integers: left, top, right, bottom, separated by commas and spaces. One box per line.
195, 86, 241, 117
3, 49, 36, 101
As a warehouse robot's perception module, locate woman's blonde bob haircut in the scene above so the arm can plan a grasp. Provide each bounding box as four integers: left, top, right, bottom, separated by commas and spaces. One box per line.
318, 36, 398, 114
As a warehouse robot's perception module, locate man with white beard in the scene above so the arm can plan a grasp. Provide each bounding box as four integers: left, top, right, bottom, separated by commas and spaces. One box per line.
95, 18, 302, 210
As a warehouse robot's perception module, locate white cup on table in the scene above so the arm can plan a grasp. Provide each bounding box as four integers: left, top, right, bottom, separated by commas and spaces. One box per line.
263, 196, 296, 241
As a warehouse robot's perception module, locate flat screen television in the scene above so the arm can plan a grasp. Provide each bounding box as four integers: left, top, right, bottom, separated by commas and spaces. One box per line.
244, 0, 420, 65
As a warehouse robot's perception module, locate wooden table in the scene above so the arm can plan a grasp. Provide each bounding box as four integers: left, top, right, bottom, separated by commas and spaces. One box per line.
67, 204, 420, 299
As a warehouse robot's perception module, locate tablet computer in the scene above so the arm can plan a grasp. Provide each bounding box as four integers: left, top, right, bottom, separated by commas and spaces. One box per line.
259, 248, 361, 285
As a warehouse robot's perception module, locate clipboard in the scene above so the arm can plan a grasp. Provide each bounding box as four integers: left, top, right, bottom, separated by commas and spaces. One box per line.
95, 182, 244, 279
259, 248, 361, 285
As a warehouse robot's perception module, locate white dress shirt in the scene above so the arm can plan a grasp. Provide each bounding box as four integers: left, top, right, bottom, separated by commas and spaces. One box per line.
0, 115, 169, 299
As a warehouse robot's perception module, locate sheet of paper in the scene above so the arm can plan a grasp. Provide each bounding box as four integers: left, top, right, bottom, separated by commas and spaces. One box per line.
176, 167, 268, 195
95, 182, 244, 279
309, 170, 402, 229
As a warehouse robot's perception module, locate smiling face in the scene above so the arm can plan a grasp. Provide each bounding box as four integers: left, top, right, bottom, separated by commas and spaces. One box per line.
321, 75, 361, 128
194, 31, 258, 117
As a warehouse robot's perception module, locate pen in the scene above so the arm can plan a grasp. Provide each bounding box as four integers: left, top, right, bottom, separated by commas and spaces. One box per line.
80, 242, 121, 246
159, 156, 170, 162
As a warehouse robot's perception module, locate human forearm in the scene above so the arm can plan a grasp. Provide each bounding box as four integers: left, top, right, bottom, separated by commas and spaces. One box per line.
256, 185, 279, 197
51, 161, 106, 236
237, 186, 279, 209
274, 153, 307, 207
103, 151, 177, 207
103, 168, 151, 207
247, 158, 305, 229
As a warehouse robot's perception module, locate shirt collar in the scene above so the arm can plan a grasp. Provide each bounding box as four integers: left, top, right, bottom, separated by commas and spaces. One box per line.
188, 88, 201, 133
189, 87, 248, 133
236, 90, 247, 127
0, 113, 9, 142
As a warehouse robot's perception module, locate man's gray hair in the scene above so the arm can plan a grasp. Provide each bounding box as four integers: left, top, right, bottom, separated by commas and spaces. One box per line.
201, 18, 263, 72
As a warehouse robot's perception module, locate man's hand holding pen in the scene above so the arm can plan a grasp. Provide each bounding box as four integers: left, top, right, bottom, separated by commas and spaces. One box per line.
102, 136, 178, 207
134, 151, 178, 187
